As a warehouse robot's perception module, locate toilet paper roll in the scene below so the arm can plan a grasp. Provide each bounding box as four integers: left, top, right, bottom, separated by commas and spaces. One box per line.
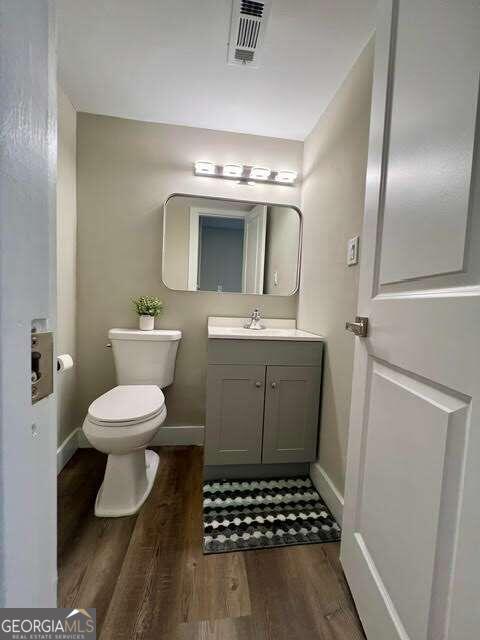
57, 354, 74, 373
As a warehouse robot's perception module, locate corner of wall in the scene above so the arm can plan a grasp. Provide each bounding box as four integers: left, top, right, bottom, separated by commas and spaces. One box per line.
299, 39, 374, 501
310, 460, 344, 525
57, 85, 79, 447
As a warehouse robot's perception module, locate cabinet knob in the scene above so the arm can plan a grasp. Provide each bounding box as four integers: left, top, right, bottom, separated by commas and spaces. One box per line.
271, 382, 277, 389
255, 381, 262, 388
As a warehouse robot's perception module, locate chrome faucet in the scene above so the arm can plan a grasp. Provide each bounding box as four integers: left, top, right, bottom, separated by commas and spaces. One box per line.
244, 308, 265, 330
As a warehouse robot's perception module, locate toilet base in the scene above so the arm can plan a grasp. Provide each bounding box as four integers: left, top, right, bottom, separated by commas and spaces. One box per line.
95, 449, 159, 517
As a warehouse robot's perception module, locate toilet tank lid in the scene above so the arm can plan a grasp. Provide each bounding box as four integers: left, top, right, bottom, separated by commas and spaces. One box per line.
109, 328, 182, 341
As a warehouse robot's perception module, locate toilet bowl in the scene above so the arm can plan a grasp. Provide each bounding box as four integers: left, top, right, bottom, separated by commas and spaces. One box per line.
83, 385, 167, 517
82, 328, 181, 517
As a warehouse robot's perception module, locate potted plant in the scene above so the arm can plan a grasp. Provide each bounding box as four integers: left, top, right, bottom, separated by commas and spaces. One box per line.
132, 295, 163, 331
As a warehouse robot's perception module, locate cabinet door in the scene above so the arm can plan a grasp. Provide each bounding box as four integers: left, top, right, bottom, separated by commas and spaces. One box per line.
262, 366, 321, 464
205, 364, 266, 465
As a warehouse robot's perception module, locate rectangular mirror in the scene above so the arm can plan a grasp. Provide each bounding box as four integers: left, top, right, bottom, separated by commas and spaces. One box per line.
163, 195, 301, 295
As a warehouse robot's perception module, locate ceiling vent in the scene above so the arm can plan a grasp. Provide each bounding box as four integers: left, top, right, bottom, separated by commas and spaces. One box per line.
227, 0, 272, 68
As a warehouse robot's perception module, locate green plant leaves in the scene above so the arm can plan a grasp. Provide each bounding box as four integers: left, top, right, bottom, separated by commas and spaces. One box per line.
132, 295, 163, 317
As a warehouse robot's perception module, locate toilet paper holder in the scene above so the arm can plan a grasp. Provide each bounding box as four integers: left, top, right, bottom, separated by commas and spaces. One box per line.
57, 354, 74, 372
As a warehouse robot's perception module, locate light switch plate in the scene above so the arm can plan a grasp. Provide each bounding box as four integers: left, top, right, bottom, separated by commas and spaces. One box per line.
347, 236, 359, 266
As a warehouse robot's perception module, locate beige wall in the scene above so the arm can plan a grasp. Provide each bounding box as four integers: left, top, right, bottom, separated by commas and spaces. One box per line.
264, 206, 300, 295
297, 40, 374, 495
77, 114, 302, 426
57, 87, 78, 444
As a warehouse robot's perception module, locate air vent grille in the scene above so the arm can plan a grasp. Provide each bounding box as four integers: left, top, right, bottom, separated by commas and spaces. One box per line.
237, 17, 261, 49
234, 48, 255, 62
228, 0, 271, 68
240, 0, 264, 17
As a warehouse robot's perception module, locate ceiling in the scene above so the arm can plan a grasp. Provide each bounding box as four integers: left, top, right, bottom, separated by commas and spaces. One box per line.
56, 0, 376, 141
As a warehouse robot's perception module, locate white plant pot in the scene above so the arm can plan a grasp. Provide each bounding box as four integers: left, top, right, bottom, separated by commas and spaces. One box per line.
139, 315, 155, 331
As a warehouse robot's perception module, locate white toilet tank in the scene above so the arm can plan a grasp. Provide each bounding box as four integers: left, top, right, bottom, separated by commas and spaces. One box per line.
108, 328, 182, 388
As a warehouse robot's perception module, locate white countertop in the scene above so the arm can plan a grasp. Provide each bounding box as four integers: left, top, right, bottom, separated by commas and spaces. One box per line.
207, 317, 324, 342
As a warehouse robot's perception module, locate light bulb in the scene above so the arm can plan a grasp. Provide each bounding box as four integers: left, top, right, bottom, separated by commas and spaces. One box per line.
250, 166, 271, 181
223, 164, 243, 177
194, 161, 215, 175
275, 170, 297, 184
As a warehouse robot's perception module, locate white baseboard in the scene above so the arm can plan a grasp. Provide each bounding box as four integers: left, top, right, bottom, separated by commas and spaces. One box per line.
58, 425, 204, 474
77, 425, 204, 448
151, 425, 204, 446
77, 428, 90, 448
309, 461, 344, 526
57, 428, 80, 474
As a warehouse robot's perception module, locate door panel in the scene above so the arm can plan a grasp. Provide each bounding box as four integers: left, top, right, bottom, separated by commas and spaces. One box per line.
357, 361, 468, 640
262, 366, 321, 464
342, 2, 480, 639
378, 1, 478, 285
205, 364, 265, 465
0, 2, 57, 606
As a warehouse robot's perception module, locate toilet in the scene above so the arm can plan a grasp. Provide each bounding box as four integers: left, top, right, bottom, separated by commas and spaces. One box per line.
83, 328, 181, 517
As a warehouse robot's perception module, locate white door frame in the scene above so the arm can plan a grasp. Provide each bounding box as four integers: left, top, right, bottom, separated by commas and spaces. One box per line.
242, 204, 267, 294
0, 1, 58, 606
187, 206, 247, 291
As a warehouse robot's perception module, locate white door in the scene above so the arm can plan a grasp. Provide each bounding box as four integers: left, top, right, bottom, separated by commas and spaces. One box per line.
342, 2, 480, 640
0, 2, 57, 606
242, 205, 267, 293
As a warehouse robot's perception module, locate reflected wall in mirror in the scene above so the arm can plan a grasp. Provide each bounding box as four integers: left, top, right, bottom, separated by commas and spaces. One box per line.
163, 195, 301, 295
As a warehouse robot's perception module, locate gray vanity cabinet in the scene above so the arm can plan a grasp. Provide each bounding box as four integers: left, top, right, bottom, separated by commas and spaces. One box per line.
262, 366, 322, 464
205, 340, 323, 468
205, 364, 266, 465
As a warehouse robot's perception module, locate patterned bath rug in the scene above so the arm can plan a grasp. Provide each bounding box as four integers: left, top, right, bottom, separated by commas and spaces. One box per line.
203, 476, 341, 554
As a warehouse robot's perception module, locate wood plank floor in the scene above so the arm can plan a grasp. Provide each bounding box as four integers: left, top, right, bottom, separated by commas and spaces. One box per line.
58, 446, 365, 640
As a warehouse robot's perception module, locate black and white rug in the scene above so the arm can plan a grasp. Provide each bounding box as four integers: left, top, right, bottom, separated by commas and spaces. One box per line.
203, 476, 341, 554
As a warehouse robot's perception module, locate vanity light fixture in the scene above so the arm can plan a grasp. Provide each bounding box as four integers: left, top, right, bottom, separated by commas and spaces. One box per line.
250, 166, 271, 180
194, 161, 216, 175
223, 164, 244, 178
275, 170, 297, 184
193, 162, 298, 186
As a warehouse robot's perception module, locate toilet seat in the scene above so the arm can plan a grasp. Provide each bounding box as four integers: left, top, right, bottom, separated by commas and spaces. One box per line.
88, 385, 165, 427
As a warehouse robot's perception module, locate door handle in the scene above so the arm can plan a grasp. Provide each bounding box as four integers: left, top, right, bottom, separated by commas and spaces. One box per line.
255, 381, 262, 388
345, 316, 369, 338
271, 382, 277, 389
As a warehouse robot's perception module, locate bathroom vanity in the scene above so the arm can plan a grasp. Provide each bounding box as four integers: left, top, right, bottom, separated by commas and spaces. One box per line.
205, 317, 324, 479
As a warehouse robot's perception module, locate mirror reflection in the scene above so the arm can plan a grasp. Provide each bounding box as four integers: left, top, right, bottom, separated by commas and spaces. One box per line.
163, 195, 301, 295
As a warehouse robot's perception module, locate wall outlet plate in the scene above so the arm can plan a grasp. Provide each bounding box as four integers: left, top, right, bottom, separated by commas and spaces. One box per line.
347, 236, 360, 266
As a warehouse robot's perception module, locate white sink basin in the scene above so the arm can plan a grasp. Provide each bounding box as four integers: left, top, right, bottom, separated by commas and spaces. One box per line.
207, 317, 324, 341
